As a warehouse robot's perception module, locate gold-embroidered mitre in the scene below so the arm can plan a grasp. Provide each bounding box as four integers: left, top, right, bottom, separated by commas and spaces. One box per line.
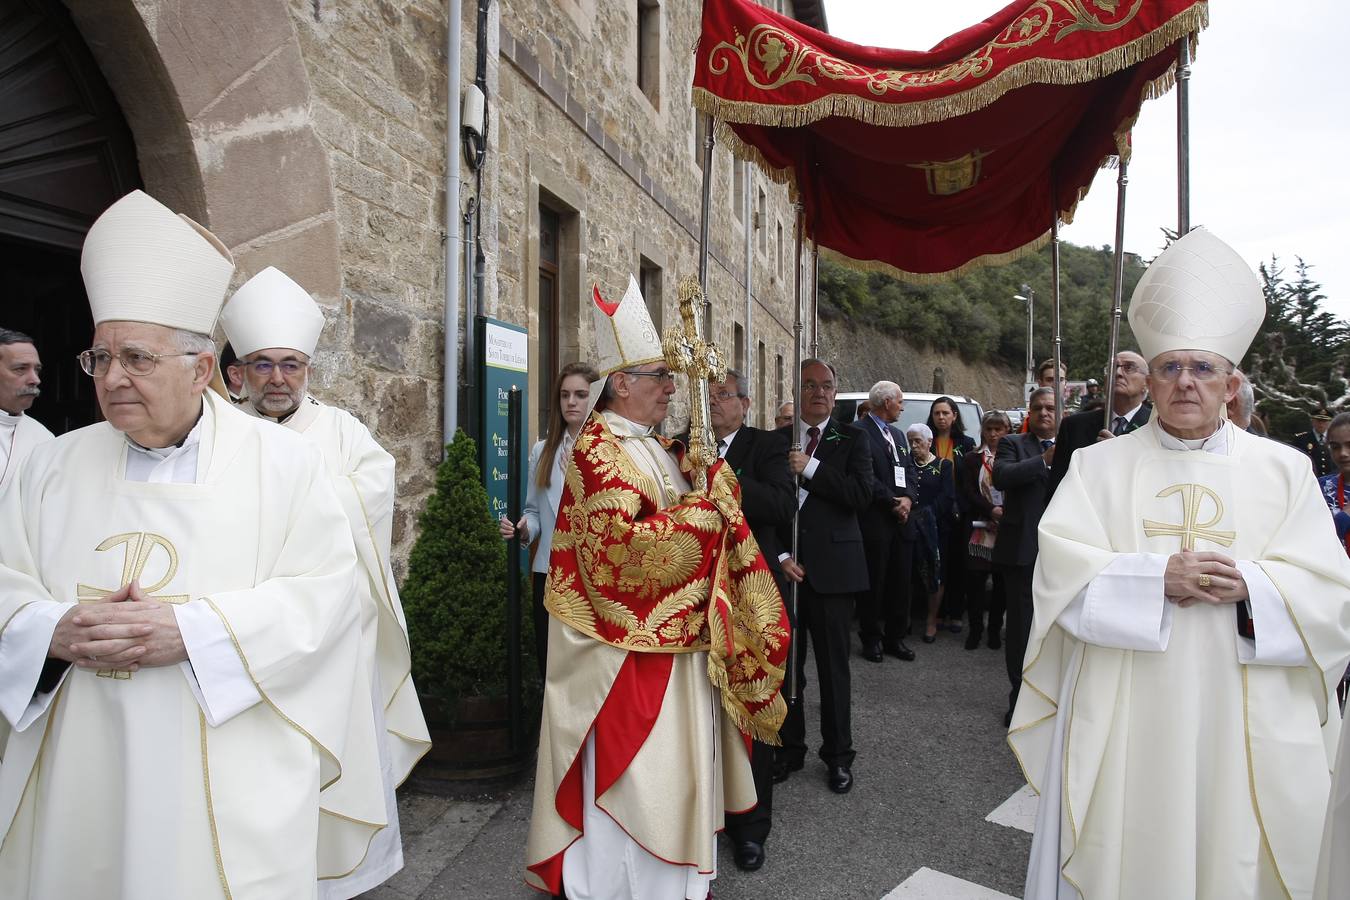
81, 190, 235, 336
221, 266, 325, 358
1127, 227, 1264, 366
587, 275, 663, 415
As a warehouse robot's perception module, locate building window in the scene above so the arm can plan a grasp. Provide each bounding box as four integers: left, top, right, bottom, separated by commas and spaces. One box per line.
757, 341, 767, 426
756, 187, 767, 254
538, 205, 562, 436
637, 0, 660, 107
733, 322, 745, 372
639, 257, 663, 334
776, 219, 784, 280
732, 160, 745, 222
775, 353, 784, 410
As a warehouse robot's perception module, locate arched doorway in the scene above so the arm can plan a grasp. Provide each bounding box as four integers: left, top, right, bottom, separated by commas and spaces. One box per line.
0, 0, 141, 432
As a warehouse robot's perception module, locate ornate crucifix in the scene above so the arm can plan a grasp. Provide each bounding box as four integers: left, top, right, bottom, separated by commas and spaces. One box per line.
663, 275, 726, 493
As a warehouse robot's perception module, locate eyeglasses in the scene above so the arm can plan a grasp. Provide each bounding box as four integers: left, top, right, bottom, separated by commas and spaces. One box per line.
1105, 362, 1145, 376
710, 391, 745, 402
243, 360, 308, 377
78, 348, 200, 378
802, 381, 835, 393
625, 369, 675, 383
1150, 360, 1230, 383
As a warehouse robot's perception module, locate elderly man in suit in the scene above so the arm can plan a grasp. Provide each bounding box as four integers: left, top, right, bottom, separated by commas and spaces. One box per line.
707, 368, 794, 873
774, 358, 872, 794
993, 386, 1059, 726
856, 380, 919, 663
1048, 350, 1151, 497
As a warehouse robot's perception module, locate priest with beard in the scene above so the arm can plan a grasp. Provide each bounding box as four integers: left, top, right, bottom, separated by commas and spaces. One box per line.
524, 276, 789, 900
220, 266, 431, 898
1011, 228, 1350, 899
0, 191, 375, 899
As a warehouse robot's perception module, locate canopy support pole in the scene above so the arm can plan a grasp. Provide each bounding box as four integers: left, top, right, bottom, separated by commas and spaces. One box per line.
1176, 40, 1192, 236
698, 113, 716, 319
810, 238, 820, 358
1104, 159, 1130, 431
1050, 196, 1064, 423
786, 202, 805, 705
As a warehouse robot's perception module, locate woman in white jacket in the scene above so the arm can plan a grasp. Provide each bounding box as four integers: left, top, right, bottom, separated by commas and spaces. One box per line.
499, 362, 598, 676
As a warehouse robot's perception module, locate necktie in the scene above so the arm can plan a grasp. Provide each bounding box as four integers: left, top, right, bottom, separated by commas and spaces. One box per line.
805, 426, 821, 457
717, 438, 728, 459
1041, 439, 1054, 452
1113, 416, 1128, 436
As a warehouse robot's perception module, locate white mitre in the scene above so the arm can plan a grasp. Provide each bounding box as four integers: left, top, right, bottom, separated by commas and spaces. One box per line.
221, 267, 325, 357
1127, 227, 1265, 365
587, 274, 664, 416
81, 190, 235, 335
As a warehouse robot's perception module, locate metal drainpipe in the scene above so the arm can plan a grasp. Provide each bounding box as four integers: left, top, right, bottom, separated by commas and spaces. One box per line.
443, 0, 464, 449
743, 161, 753, 424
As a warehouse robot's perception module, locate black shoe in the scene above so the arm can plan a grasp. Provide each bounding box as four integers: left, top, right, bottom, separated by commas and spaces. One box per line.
883, 640, 915, 661
772, 757, 803, 783
988, 632, 1002, 650
827, 764, 853, 794
733, 839, 765, 872
861, 640, 883, 663
964, 629, 982, 650
921, 632, 936, 644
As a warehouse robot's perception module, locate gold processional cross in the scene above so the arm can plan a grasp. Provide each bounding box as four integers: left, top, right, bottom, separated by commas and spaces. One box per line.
76, 532, 189, 679
1141, 484, 1236, 551
663, 276, 727, 494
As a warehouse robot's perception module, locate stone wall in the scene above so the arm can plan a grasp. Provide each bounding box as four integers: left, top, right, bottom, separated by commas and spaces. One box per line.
819, 317, 1025, 411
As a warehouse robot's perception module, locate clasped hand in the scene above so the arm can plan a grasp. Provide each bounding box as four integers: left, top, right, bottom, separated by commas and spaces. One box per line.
1163, 550, 1248, 607
49, 581, 187, 672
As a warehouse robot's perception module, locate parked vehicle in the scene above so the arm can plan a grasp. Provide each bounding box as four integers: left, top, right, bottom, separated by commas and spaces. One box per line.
833, 391, 984, 436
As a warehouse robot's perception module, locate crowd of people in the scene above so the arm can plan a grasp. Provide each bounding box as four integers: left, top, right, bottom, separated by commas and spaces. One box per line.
5, 192, 1350, 900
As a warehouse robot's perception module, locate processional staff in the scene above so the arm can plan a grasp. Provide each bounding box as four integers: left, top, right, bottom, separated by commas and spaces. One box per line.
663, 276, 726, 493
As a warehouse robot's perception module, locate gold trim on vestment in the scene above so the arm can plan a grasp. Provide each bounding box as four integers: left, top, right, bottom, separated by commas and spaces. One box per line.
199, 709, 234, 900
1242, 667, 1296, 900
201, 596, 343, 792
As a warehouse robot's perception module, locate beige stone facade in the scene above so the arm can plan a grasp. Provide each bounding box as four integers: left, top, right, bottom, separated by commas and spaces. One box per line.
55, 0, 813, 568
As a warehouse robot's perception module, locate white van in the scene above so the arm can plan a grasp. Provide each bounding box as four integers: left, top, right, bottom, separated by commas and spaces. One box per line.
832, 391, 984, 437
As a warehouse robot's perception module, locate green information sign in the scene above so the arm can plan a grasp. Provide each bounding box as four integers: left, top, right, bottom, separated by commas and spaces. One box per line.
476, 317, 529, 522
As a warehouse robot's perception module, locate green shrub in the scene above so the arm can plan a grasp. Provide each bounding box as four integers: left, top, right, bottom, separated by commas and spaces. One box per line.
402, 430, 518, 715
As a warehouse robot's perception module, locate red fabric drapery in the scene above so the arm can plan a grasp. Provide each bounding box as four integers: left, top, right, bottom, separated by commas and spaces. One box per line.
693, 0, 1208, 282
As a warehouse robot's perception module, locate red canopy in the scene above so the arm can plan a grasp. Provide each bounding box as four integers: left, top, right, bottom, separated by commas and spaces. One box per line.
693, 0, 1207, 281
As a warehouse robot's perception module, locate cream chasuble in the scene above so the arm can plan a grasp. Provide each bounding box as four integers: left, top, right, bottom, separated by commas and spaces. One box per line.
0, 391, 379, 900
525, 411, 755, 900
0, 411, 54, 490
243, 394, 431, 899
1011, 421, 1350, 900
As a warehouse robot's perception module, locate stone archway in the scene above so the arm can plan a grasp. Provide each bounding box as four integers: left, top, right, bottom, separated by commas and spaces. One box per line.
63, 0, 342, 303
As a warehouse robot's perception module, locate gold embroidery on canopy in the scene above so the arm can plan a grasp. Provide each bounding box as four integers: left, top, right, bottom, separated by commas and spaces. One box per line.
908, 150, 992, 195
1142, 483, 1236, 551
76, 532, 191, 679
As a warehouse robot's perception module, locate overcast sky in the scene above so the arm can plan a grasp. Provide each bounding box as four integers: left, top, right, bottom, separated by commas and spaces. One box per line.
823, 2, 1350, 320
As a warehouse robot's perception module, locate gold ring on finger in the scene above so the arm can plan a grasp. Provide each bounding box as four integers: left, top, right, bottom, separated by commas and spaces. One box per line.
1198, 573, 1212, 588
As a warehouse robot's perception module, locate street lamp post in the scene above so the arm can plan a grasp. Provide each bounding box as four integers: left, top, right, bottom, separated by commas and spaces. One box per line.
1014, 285, 1035, 402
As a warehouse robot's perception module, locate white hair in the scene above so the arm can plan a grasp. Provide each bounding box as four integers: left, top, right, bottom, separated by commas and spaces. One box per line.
906, 422, 933, 443
868, 380, 902, 406
171, 328, 216, 358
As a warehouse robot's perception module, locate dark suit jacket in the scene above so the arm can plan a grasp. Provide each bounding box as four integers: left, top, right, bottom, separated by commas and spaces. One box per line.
857, 414, 920, 542
959, 449, 998, 521
992, 432, 1052, 568
722, 426, 795, 575
775, 419, 872, 595
1292, 430, 1335, 478
1048, 401, 1152, 497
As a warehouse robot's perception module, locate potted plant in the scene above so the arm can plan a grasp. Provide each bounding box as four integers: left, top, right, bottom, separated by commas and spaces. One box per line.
401, 429, 536, 778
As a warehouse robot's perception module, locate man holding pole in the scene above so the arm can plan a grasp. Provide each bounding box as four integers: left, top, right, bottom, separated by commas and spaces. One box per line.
524, 277, 788, 900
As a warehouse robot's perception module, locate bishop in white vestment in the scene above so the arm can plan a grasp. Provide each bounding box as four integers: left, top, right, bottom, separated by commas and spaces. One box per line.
222, 266, 431, 898
1010, 228, 1350, 900
0, 191, 375, 900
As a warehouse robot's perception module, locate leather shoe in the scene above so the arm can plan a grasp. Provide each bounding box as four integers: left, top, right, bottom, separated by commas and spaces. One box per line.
964, 629, 982, 650
827, 764, 853, 794
733, 839, 765, 872
883, 640, 915, 661
772, 757, 803, 783
861, 640, 883, 663
988, 632, 1002, 650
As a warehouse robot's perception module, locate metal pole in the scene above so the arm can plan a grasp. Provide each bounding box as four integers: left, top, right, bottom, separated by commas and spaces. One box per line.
1176, 40, 1192, 236
442, 0, 463, 450
506, 386, 524, 753
1050, 198, 1064, 423
697, 113, 716, 302
1019, 284, 1035, 400
1104, 159, 1130, 432
809, 238, 820, 358
786, 202, 804, 704
744, 160, 754, 425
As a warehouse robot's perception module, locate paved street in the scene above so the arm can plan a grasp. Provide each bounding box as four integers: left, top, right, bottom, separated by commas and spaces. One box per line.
363, 626, 1033, 900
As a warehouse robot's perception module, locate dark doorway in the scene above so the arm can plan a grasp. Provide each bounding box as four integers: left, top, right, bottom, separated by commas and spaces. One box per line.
0, 0, 143, 432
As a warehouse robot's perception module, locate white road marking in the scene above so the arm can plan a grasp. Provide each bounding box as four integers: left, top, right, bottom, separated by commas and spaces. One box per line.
985, 784, 1038, 835
881, 867, 1020, 899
